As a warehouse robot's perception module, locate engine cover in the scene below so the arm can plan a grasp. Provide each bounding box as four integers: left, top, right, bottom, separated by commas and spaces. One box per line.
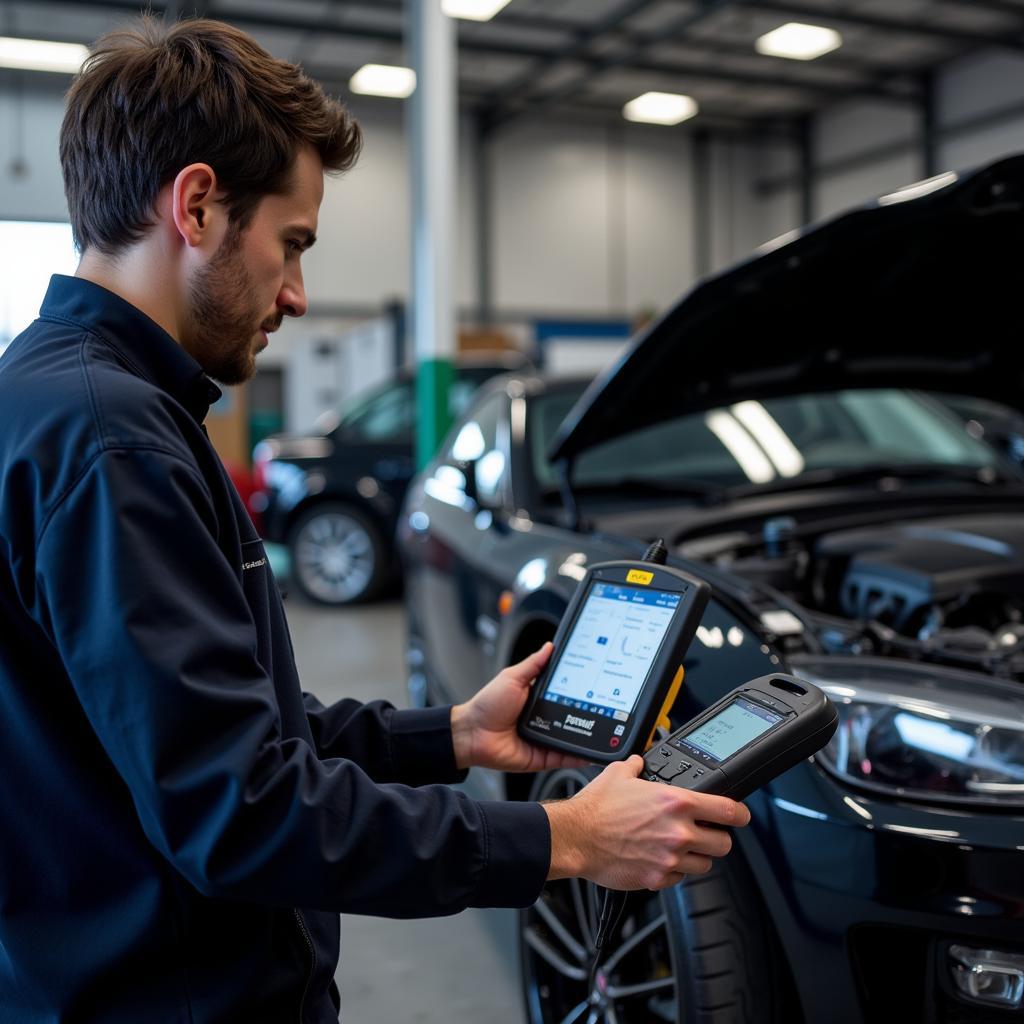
815, 514, 1024, 633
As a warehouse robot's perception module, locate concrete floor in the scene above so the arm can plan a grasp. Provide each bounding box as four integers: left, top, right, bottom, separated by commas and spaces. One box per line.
285, 590, 524, 1024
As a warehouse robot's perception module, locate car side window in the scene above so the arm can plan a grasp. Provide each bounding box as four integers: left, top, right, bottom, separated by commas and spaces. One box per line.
446, 393, 509, 506
342, 381, 415, 443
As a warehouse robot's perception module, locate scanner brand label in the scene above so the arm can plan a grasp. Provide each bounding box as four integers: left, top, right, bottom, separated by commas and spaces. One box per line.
626, 569, 654, 585
565, 714, 596, 734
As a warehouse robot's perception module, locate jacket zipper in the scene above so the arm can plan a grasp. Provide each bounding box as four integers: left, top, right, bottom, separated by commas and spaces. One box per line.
294, 908, 316, 1023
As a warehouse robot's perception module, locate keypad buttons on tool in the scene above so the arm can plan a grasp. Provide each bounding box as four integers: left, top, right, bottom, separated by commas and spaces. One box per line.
657, 759, 692, 781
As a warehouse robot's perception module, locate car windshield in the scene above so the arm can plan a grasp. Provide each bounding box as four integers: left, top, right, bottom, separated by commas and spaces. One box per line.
320, 366, 507, 440
532, 388, 1016, 495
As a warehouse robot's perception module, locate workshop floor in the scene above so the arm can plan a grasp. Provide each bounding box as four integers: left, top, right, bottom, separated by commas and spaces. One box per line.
286, 591, 524, 1024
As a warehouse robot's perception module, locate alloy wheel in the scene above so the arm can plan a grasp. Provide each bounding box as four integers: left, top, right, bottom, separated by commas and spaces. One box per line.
292, 508, 377, 604
521, 769, 680, 1024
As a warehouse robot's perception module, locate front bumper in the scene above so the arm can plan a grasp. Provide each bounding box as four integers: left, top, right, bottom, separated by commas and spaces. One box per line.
742, 761, 1024, 1023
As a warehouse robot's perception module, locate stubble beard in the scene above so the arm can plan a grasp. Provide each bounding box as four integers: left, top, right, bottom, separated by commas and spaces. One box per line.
188, 223, 267, 386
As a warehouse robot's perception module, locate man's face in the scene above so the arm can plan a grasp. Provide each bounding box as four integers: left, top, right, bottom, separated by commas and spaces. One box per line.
188, 145, 323, 385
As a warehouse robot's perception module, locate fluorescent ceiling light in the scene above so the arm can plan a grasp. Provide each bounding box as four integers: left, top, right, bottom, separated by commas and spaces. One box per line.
442, 0, 512, 20
0, 36, 88, 74
349, 63, 416, 99
755, 22, 842, 61
623, 91, 698, 126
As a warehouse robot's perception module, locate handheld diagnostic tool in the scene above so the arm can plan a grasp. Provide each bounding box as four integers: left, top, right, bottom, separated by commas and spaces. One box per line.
517, 558, 709, 763
642, 672, 837, 800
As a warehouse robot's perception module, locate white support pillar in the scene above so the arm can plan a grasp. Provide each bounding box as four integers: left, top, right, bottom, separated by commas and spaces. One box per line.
409, 0, 458, 467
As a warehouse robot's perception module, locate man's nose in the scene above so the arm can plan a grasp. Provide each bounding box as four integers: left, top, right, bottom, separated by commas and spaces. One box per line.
278, 277, 307, 318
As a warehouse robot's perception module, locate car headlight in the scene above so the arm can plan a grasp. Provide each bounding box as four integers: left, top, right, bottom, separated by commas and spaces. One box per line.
790, 656, 1024, 808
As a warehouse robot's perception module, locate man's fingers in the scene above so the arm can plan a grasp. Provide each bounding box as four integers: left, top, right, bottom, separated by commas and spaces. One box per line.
607, 754, 645, 778
682, 792, 750, 828
688, 823, 734, 859
505, 642, 553, 685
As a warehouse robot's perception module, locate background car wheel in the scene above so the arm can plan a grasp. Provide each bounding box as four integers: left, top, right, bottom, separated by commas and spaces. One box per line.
288, 503, 386, 606
520, 768, 790, 1024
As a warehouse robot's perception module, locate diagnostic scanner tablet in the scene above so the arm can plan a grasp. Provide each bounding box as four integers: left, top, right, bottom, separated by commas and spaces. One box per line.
643, 673, 838, 800
518, 560, 710, 764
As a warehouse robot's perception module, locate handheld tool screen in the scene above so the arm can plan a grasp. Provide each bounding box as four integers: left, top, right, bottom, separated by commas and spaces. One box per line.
643, 672, 838, 800
518, 559, 709, 763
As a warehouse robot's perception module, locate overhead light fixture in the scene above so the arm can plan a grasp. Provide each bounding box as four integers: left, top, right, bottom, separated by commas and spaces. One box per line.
349, 63, 416, 99
622, 91, 698, 126
442, 0, 512, 20
0, 36, 88, 74
755, 22, 842, 60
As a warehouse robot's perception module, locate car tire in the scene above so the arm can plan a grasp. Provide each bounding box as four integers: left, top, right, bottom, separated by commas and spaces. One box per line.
520, 768, 787, 1024
287, 502, 387, 606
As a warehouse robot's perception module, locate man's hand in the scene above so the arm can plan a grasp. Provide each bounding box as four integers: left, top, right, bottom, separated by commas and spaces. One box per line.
544, 755, 751, 890
450, 643, 588, 772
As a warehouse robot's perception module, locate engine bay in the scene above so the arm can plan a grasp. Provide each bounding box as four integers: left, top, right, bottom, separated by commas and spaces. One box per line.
681, 512, 1024, 679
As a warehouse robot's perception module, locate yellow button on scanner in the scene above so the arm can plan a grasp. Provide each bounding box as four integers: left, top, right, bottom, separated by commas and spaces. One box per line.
626, 569, 654, 585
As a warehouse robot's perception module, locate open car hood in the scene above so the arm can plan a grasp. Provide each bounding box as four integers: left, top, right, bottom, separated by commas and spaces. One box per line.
549, 155, 1024, 463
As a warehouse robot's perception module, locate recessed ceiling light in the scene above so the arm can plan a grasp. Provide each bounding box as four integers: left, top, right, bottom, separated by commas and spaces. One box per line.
442, 0, 512, 20
0, 36, 88, 74
349, 63, 417, 99
622, 91, 698, 126
755, 22, 842, 60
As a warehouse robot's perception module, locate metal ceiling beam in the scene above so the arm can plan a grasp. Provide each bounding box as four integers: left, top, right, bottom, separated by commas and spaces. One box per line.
336, 0, 932, 79
740, 0, 1024, 50
933, 0, 1024, 20
489, 56, 914, 130
33, 0, 916, 115
484, 0, 735, 128
478, 0, 664, 108
482, 0, 919, 133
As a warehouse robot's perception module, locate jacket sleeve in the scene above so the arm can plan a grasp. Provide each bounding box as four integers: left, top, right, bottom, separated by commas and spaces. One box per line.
34, 446, 549, 918
301, 694, 469, 787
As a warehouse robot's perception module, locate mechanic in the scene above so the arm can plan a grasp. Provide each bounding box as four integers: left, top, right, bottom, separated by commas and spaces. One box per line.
0, 18, 750, 1023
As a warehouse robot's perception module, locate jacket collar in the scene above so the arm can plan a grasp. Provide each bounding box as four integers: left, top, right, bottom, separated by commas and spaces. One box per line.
39, 274, 223, 424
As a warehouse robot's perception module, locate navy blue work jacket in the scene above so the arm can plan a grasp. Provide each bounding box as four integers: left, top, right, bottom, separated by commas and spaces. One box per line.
0, 276, 550, 1023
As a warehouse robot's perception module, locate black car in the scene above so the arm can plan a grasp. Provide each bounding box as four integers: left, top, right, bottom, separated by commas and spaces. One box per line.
253, 354, 528, 604
399, 156, 1024, 1024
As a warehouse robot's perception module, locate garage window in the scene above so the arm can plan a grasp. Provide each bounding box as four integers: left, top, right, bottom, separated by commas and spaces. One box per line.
0, 221, 77, 359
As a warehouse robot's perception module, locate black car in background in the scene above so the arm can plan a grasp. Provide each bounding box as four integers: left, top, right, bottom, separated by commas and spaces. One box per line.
399, 156, 1024, 1024
253, 354, 528, 604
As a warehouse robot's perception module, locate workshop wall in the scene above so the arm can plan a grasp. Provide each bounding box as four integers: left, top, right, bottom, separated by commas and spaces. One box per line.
0, 76, 68, 222
751, 47, 1024, 239
938, 49, 1024, 169
4, 44, 1024, 326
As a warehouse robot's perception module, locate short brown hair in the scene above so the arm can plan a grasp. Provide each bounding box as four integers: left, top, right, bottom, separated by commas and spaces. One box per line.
60, 16, 362, 255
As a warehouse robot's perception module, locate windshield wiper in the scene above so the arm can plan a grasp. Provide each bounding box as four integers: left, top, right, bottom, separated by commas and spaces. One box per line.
726, 462, 1018, 499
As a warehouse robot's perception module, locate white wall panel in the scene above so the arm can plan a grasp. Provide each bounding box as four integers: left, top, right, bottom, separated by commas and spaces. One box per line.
302, 99, 410, 310
491, 119, 611, 314
938, 49, 1024, 127
941, 117, 1024, 173
814, 100, 919, 165
622, 128, 694, 312
0, 84, 68, 222
815, 153, 921, 220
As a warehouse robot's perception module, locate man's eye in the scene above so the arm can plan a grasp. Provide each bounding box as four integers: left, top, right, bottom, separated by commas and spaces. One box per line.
287, 240, 302, 254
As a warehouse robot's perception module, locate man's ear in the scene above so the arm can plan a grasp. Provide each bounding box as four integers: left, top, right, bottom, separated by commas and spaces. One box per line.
170, 163, 222, 250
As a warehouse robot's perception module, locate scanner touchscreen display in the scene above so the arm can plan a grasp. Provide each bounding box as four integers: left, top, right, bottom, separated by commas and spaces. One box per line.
679, 696, 784, 763
541, 582, 680, 722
